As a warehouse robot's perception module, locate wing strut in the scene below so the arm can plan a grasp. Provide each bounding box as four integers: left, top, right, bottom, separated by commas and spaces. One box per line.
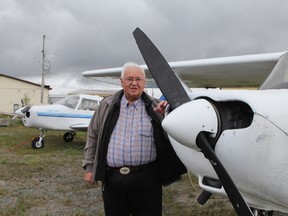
133, 27, 253, 216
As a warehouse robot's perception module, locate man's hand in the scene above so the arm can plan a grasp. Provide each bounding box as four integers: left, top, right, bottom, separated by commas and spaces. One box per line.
85, 172, 97, 186
154, 101, 168, 115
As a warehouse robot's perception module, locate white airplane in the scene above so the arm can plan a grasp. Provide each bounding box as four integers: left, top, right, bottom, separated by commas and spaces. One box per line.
81, 28, 288, 215
15, 94, 103, 149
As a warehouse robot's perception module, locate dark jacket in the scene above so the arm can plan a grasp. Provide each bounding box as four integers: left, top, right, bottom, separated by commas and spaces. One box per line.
83, 90, 187, 186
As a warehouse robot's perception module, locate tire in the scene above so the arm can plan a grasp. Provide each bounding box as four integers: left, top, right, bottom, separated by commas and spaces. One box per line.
63, 132, 74, 143
31, 137, 45, 149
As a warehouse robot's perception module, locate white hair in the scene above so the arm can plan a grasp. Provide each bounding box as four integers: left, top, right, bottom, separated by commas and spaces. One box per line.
121, 62, 146, 78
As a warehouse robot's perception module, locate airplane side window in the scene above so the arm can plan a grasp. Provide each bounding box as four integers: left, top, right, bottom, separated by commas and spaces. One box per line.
79, 99, 90, 110
78, 99, 98, 110
78, 99, 87, 110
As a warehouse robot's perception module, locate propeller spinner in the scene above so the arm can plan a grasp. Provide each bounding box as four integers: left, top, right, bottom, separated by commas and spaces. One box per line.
15, 105, 31, 117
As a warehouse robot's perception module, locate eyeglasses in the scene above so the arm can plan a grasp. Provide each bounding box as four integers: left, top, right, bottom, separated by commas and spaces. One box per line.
123, 77, 144, 83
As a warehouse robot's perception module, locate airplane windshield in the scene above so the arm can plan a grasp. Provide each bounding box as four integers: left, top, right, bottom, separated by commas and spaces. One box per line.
56, 96, 80, 109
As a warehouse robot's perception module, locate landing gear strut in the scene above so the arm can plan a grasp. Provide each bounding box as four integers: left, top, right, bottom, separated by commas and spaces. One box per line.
31, 130, 76, 149
31, 130, 46, 149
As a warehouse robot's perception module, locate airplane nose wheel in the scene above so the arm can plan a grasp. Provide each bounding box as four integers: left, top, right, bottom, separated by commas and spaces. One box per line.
63, 131, 75, 142
31, 130, 46, 149
31, 137, 45, 149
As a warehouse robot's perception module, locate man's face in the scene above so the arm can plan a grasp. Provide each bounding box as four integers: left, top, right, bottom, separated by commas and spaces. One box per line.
121, 66, 146, 103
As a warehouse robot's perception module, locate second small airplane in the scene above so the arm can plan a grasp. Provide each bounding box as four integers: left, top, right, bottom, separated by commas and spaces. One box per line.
15, 94, 103, 149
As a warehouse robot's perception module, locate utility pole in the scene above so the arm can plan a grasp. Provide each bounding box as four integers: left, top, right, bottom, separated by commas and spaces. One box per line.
40, 35, 46, 104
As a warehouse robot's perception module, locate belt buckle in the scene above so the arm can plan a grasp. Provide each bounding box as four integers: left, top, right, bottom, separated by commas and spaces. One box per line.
120, 167, 130, 175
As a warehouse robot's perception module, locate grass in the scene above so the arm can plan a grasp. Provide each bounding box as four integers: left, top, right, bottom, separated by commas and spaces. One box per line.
0, 121, 287, 215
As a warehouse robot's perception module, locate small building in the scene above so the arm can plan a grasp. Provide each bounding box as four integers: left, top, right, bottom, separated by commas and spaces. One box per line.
0, 74, 51, 113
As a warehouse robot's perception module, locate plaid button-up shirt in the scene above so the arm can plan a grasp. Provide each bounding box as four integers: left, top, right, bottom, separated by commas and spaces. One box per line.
106, 96, 156, 167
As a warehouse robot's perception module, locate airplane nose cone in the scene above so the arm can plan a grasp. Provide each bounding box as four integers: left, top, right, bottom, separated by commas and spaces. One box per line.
162, 99, 218, 149
15, 105, 31, 117
15, 108, 25, 117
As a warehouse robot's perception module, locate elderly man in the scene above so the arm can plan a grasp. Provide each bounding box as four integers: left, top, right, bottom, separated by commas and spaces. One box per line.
83, 62, 186, 216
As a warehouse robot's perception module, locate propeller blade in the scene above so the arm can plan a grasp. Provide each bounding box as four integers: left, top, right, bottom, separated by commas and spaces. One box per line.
21, 105, 31, 113
133, 27, 190, 110
196, 132, 253, 216
133, 27, 253, 216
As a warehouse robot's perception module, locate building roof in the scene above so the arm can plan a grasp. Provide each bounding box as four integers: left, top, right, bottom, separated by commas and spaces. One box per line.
0, 74, 51, 90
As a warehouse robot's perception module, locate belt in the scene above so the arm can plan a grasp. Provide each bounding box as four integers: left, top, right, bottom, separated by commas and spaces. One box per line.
106, 161, 157, 175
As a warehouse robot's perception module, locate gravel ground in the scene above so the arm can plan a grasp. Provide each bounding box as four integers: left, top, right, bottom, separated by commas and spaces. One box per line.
0, 144, 234, 216
0, 151, 105, 216
1, 125, 287, 216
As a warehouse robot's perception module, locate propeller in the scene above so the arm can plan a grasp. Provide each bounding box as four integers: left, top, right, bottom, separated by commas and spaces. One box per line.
132, 27, 253, 216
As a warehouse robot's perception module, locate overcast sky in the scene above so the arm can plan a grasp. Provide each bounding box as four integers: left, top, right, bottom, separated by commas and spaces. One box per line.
1, 0, 288, 94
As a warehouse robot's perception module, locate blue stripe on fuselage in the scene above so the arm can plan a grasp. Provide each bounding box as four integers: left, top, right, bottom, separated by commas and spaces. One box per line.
36, 112, 93, 118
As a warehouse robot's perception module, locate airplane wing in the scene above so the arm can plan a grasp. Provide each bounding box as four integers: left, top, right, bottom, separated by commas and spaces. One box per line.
0, 111, 19, 126
82, 51, 287, 88
0, 111, 18, 117
70, 123, 89, 131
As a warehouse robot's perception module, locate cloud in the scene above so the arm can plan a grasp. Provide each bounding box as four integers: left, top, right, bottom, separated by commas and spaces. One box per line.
1, 0, 288, 94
